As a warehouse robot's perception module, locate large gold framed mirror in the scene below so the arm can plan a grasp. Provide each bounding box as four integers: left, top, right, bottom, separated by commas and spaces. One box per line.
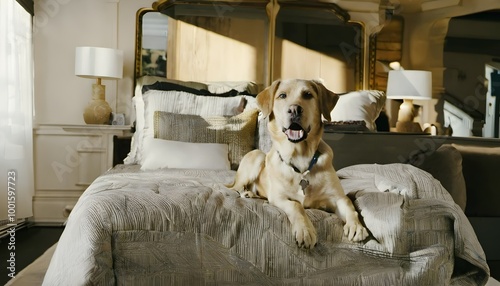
135, 1, 364, 91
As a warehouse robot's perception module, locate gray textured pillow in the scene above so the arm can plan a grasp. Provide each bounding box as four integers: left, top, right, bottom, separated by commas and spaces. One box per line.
413, 144, 467, 210
154, 109, 259, 170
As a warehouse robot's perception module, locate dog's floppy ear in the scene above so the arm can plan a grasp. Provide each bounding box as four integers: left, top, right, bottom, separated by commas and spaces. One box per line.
313, 80, 339, 122
256, 79, 281, 118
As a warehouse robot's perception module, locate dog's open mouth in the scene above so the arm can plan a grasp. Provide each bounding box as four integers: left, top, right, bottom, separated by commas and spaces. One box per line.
283, 122, 309, 143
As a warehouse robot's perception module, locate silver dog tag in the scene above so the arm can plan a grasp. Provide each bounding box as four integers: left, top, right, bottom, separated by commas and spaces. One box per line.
299, 179, 309, 191
299, 170, 310, 193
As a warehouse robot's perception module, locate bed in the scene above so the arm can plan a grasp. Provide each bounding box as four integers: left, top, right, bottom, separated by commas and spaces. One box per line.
42, 77, 490, 285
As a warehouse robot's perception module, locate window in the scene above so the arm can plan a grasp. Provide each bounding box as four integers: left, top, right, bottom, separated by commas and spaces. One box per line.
0, 0, 35, 225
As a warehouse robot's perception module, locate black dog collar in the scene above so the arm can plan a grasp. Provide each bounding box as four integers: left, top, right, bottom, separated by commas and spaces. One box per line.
277, 150, 321, 174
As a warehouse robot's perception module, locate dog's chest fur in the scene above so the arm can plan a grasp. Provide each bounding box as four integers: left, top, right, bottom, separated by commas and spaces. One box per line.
268, 149, 322, 204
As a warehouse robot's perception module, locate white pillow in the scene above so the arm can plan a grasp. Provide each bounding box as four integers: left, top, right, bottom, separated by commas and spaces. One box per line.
329, 90, 386, 131
140, 138, 230, 171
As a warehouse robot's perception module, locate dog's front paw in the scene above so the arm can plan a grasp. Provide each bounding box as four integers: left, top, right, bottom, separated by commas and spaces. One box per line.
293, 222, 317, 249
343, 221, 368, 242
240, 191, 259, 198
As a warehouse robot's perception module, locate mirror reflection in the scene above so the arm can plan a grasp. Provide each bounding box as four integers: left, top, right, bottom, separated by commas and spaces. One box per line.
274, 6, 363, 92
443, 10, 500, 137
138, 4, 269, 86
140, 11, 169, 77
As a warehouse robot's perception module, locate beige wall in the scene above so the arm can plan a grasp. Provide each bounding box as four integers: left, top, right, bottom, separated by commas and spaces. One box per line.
34, 0, 152, 125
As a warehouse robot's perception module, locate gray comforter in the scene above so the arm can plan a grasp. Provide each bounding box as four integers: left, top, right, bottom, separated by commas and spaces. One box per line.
43, 163, 489, 285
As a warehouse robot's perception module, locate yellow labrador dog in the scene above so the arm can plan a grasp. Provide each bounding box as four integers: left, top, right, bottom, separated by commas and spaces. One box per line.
229, 79, 368, 249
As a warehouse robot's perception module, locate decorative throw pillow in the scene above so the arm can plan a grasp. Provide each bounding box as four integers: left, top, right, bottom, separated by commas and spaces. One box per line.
140, 138, 230, 171
154, 109, 259, 170
412, 144, 467, 210
329, 90, 386, 131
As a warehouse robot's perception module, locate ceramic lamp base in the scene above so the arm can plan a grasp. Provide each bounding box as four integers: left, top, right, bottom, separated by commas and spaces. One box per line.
83, 83, 112, 124
394, 99, 423, 133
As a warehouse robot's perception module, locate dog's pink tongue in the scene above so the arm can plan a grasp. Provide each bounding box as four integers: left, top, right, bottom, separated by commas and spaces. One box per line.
285, 129, 304, 140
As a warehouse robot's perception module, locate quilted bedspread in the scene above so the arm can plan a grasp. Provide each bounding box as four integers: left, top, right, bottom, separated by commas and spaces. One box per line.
43, 163, 489, 285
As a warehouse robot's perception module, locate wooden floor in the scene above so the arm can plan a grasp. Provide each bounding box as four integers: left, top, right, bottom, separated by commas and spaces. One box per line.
0, 225, 64, 285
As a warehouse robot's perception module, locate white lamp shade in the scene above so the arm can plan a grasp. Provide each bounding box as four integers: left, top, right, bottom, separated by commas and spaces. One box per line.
386, 70, 432, 100
75, 47, 123, 79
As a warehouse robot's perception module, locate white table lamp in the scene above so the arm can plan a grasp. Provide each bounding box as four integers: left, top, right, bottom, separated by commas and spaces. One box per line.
386, 70, 432, 132
75, 47, 123, 124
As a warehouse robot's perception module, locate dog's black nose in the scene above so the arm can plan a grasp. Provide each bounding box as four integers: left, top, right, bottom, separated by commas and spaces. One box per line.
288, 105, 303, 118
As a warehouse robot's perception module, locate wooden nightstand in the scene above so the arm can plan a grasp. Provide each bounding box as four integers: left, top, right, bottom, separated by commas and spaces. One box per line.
33, 124, 131, 225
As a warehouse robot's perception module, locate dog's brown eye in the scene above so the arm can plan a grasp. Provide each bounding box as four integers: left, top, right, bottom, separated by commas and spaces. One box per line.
303, 91, 313, 99
278, 93, 287, 99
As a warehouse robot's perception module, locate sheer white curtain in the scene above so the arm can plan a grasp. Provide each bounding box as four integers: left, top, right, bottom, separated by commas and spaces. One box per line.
0, 0, 34, 222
